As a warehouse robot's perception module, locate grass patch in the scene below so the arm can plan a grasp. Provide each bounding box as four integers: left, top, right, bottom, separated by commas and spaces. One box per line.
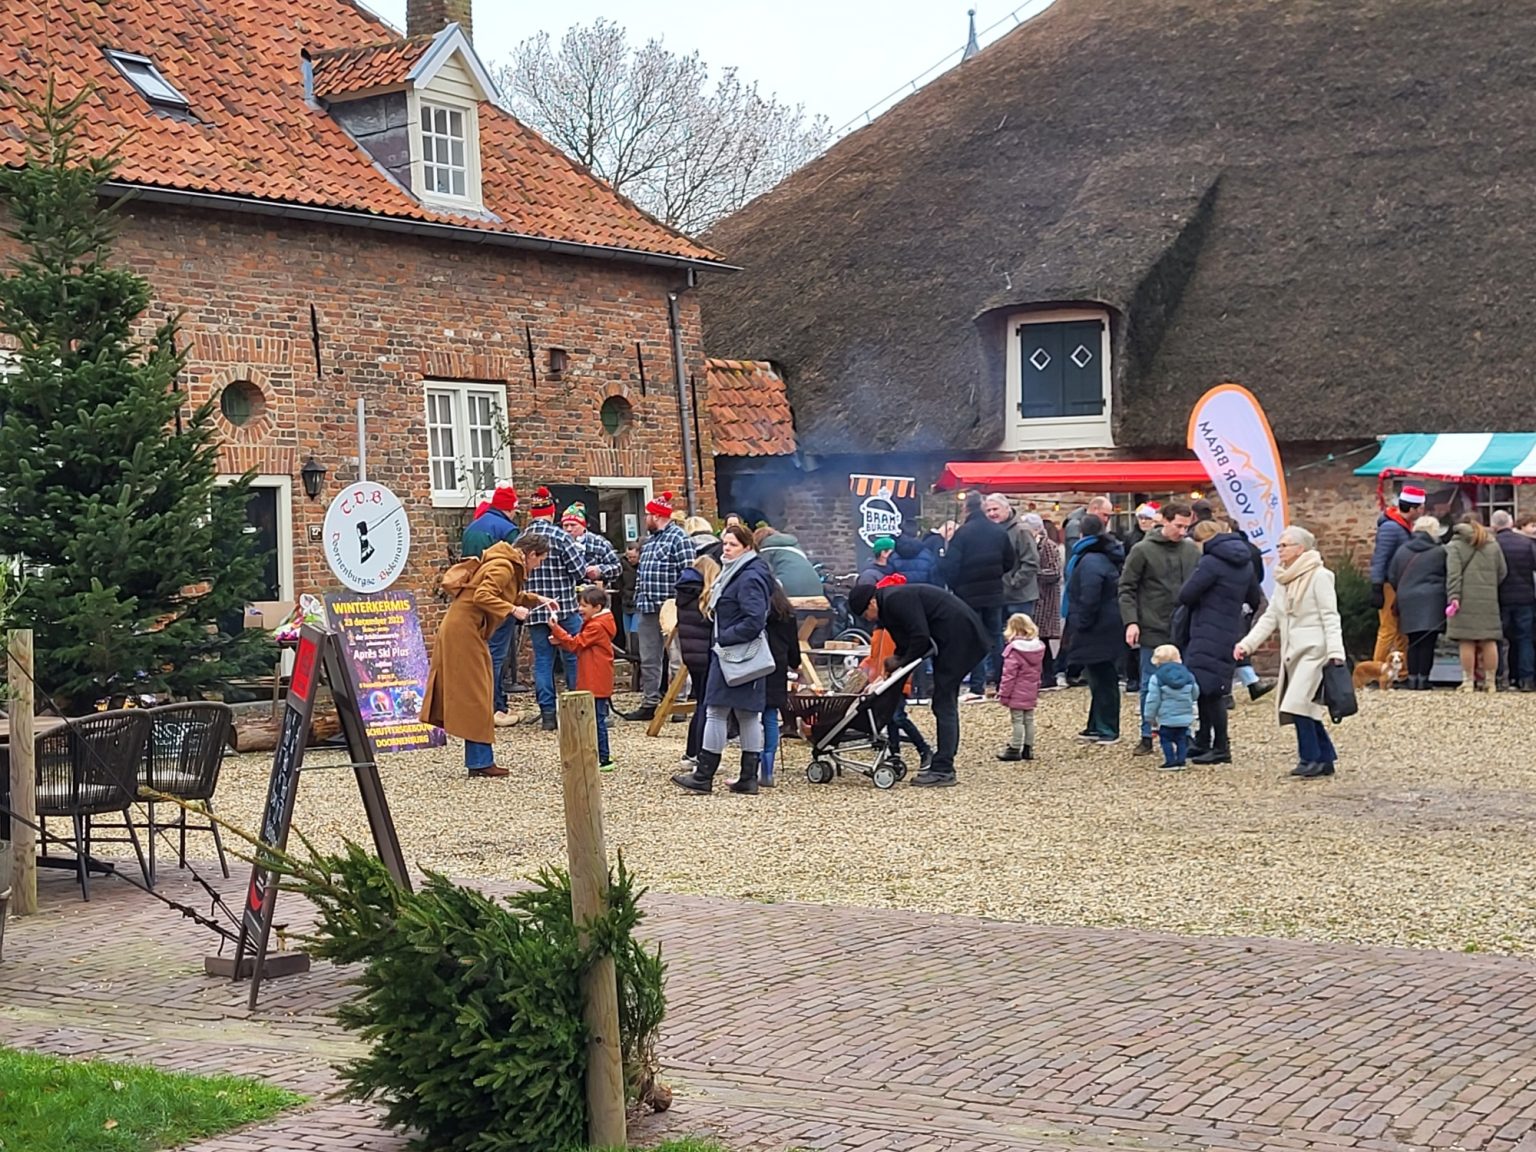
0, 1046, 303, 1152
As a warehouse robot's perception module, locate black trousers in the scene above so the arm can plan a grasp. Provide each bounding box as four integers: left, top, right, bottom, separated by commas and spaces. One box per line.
1406, 630, 1439, 678
1196, 691, 1229, 754
684, 661, 710, 758
1084, 662, 1120, 737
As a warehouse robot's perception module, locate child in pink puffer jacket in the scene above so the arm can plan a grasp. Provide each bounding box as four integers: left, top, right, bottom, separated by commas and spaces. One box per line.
996, 613, 1045, 761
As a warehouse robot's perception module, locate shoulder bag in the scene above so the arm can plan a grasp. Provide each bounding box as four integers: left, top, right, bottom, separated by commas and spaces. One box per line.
714, 632, 775, 686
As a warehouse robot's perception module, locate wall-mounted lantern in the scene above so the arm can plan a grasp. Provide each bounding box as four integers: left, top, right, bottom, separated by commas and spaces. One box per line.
300, 455, 329, 501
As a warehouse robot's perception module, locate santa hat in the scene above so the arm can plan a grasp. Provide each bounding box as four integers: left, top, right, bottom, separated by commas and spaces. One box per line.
1135, 502, 1160, 520
1400, 484, 1427, 505
561, 502, 587, 526
473, 498, 492, 518
645, 490, 675, 518
875, 572, 907, 589
490, 481, 518, 514
529, 486, 557, 518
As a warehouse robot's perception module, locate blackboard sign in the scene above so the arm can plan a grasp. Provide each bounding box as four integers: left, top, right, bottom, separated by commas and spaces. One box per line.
230, 623, 409, 1008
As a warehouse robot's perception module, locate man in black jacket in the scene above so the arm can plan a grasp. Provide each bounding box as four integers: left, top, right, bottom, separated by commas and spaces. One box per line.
850, 581, 990, 787
1494, 511, 1536, 690
938, 492, 1017, 700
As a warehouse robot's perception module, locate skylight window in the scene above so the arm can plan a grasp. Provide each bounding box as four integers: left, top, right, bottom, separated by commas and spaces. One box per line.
105, 51, 189, 109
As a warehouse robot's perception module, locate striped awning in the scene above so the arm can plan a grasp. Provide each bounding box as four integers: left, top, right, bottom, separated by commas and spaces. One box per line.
849, 474, 916, 498
1354, 434, 1536, 480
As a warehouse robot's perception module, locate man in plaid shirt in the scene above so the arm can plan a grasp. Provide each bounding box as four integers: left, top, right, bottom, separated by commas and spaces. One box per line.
521, 487, 589, 730
623, 490, 696, 720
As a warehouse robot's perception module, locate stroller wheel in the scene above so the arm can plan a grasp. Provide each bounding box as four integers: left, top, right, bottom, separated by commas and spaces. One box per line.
872, 764, 898, 790
892, 760, 909, 781
806, 759, 836, 785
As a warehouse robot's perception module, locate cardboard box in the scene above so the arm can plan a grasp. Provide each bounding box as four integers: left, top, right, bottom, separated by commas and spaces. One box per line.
245, 600, 296, 632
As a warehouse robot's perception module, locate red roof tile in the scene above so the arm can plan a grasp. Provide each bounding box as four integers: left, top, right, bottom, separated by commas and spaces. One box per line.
310, 37, 435, 99
705, 358, 797, 457
0, 0, 722, 265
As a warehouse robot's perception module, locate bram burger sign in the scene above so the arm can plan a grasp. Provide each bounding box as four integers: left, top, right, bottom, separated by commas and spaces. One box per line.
849, 474, 918, 564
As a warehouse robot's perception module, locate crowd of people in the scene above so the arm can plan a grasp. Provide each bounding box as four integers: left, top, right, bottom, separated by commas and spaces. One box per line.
421, 475, 1525, 788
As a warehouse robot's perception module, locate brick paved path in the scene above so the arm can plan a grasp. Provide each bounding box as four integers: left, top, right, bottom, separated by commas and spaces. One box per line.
4, 866, 1536, 1151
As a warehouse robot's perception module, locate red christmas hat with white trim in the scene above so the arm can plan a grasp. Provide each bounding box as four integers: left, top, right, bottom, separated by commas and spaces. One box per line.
490, 482, 518, 513
1400, 485, 1427, 505
645, 490, 675, 517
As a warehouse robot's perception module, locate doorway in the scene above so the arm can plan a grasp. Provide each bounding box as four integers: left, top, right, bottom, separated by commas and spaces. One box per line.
588, 476, 653, 552
217, 474, 294, 625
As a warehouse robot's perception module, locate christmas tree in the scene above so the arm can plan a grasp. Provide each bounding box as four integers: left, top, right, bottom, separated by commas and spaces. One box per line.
0, 83, 267, 710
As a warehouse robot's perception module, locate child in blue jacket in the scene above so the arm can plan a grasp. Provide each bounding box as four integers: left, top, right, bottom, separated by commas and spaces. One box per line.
1145, 644, 1199, 771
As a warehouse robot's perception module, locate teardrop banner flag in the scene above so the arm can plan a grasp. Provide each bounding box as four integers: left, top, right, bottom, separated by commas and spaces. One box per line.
1186, 383, 1289, 596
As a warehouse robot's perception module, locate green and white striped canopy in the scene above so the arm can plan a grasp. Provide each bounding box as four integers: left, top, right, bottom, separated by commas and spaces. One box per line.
1355, 434, 1536, 480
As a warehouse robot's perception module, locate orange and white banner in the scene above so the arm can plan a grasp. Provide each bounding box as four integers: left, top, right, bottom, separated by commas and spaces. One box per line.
1186, 383, 1289, 595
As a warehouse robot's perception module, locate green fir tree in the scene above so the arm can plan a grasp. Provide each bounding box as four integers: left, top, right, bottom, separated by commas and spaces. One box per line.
0, 82, 267, 710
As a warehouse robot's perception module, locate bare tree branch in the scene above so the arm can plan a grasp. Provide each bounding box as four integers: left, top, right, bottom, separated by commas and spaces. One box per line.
495, 21, 830, 235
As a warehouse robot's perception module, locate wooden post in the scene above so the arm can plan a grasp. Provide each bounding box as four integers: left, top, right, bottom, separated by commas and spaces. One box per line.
645, 663, 694, 738
556, 690, 626, 1149
7, 630, 37, 916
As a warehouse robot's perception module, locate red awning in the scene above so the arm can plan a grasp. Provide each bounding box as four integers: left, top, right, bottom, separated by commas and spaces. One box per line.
934, 459, 1210, 494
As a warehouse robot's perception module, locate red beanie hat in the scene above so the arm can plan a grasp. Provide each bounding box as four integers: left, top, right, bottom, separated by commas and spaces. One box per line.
875, 572, 908, 589
490, 482, 518, 514
529, 486, 557, 519
645, 490, 675, 518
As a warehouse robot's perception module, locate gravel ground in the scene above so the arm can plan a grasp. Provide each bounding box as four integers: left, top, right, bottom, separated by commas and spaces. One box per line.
205, 685, 1536, 955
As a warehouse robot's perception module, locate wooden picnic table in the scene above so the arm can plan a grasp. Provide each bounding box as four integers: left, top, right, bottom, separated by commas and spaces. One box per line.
0, 716, 66, 744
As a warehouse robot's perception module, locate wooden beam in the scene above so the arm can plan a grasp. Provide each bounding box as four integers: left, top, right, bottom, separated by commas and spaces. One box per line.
645, 663, 693, 738
7, 630, 36, 916
557, 690, 626, 1148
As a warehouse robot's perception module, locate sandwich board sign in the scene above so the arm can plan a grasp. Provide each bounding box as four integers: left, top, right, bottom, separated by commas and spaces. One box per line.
220, 622, 410, 1008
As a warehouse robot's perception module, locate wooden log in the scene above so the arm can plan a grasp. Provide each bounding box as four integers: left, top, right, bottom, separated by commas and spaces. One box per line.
7, 630, 36, 916
229, 709, 340, 754
557, 690, 626, 1148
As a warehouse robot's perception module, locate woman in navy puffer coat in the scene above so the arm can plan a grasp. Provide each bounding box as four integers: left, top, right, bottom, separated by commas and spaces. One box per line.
1176, 522, 1263, 763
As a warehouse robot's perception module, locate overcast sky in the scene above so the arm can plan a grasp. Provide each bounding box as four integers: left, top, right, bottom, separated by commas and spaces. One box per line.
363, 1, 1055, 132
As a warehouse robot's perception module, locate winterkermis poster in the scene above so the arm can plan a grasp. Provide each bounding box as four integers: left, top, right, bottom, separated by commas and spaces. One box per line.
324, 590, 446, 752
1186, 384, 1290, 596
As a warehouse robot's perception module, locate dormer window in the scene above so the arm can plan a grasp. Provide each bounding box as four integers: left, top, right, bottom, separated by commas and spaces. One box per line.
420, 102, 470, 199
105, 51, 189, 110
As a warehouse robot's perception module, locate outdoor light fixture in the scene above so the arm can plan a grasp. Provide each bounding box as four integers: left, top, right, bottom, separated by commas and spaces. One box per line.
300, 455, 328, 501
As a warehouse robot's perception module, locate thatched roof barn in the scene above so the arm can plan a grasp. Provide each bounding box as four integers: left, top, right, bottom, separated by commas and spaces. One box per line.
701, 0, 1536, 458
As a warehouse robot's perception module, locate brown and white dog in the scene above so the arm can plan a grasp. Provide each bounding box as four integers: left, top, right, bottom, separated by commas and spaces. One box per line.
1352, 649, 1405, 692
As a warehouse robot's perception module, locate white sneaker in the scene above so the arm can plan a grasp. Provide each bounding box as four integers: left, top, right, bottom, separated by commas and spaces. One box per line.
494, 711, 519, 728
679, 754, 698, 767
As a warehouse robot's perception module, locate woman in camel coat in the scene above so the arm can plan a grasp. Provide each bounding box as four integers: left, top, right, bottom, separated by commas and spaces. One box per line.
423, 537, 554, 777
1235, 526, 1346, 780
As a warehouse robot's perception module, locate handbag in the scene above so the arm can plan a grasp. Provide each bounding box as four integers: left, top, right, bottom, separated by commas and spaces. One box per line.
1317, 661, 1359, 723
713, 632, 775, 686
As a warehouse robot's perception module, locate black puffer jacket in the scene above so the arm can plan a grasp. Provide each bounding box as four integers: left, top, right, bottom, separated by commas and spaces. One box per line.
1065, 535, 1126, 665
1387, 531, 1447, 634
1497, 528, 1536, 608
1177, 533, 1262, 695
939, 514, 1017, 609
674, 568, 714, 670
765, 610, 802, 709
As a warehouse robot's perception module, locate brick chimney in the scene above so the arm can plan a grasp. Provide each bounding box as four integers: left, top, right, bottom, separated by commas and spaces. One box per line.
407, 0, 472, 41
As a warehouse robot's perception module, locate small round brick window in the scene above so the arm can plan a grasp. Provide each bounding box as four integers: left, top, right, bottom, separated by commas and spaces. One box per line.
600, 395, 633, 437
219, 379, 266, 427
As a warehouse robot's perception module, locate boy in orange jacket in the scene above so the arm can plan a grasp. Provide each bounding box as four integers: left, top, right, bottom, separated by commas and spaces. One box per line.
550, 586, 618, 769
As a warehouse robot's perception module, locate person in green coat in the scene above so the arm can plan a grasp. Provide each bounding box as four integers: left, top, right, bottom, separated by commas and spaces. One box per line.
1445, 514, 1508, 692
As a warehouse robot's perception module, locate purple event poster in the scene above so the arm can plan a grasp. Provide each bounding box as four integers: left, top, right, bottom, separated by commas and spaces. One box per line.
323, 590, 446, 753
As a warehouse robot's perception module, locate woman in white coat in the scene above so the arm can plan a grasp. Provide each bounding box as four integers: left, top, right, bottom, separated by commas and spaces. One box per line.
1234, 526, 1346, 779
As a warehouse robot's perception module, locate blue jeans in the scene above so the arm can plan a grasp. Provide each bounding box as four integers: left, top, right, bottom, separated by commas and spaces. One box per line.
887, 702, 931, 757
968, 604, 1007, 692
1158, 725, 1190, 766
623, 612, 639, 650
761, 707, 780, 779
531, 614, 582, 715
1500, 604, 1535, 685
1294, 716, 1337, 765
595, 697, 611, 763
1137, 646, 1157, 739
465, 739, 495, 770
488, 615, 516, 713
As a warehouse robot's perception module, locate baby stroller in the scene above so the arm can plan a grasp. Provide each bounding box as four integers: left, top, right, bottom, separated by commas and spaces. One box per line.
785, 654, 927, 790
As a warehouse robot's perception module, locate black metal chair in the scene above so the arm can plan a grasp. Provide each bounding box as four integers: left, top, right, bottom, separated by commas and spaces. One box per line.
142, 702, 233, 882
34, 709, 153, 900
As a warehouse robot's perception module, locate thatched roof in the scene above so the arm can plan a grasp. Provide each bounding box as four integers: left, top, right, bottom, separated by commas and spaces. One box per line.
701, 0, 1536, 454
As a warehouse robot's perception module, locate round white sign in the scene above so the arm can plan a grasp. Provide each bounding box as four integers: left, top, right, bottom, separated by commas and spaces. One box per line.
322, 481, 410, 593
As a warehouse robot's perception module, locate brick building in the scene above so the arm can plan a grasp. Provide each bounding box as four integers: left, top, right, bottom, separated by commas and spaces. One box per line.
701, 0, 1536, 573
1, 0, 727, 627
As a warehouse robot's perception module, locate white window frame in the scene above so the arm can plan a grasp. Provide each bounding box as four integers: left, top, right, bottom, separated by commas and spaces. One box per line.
424, 380, 510, 507
408, 91, 482, 211
105, 50, 190, 109
1002, 307, 1115, 450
